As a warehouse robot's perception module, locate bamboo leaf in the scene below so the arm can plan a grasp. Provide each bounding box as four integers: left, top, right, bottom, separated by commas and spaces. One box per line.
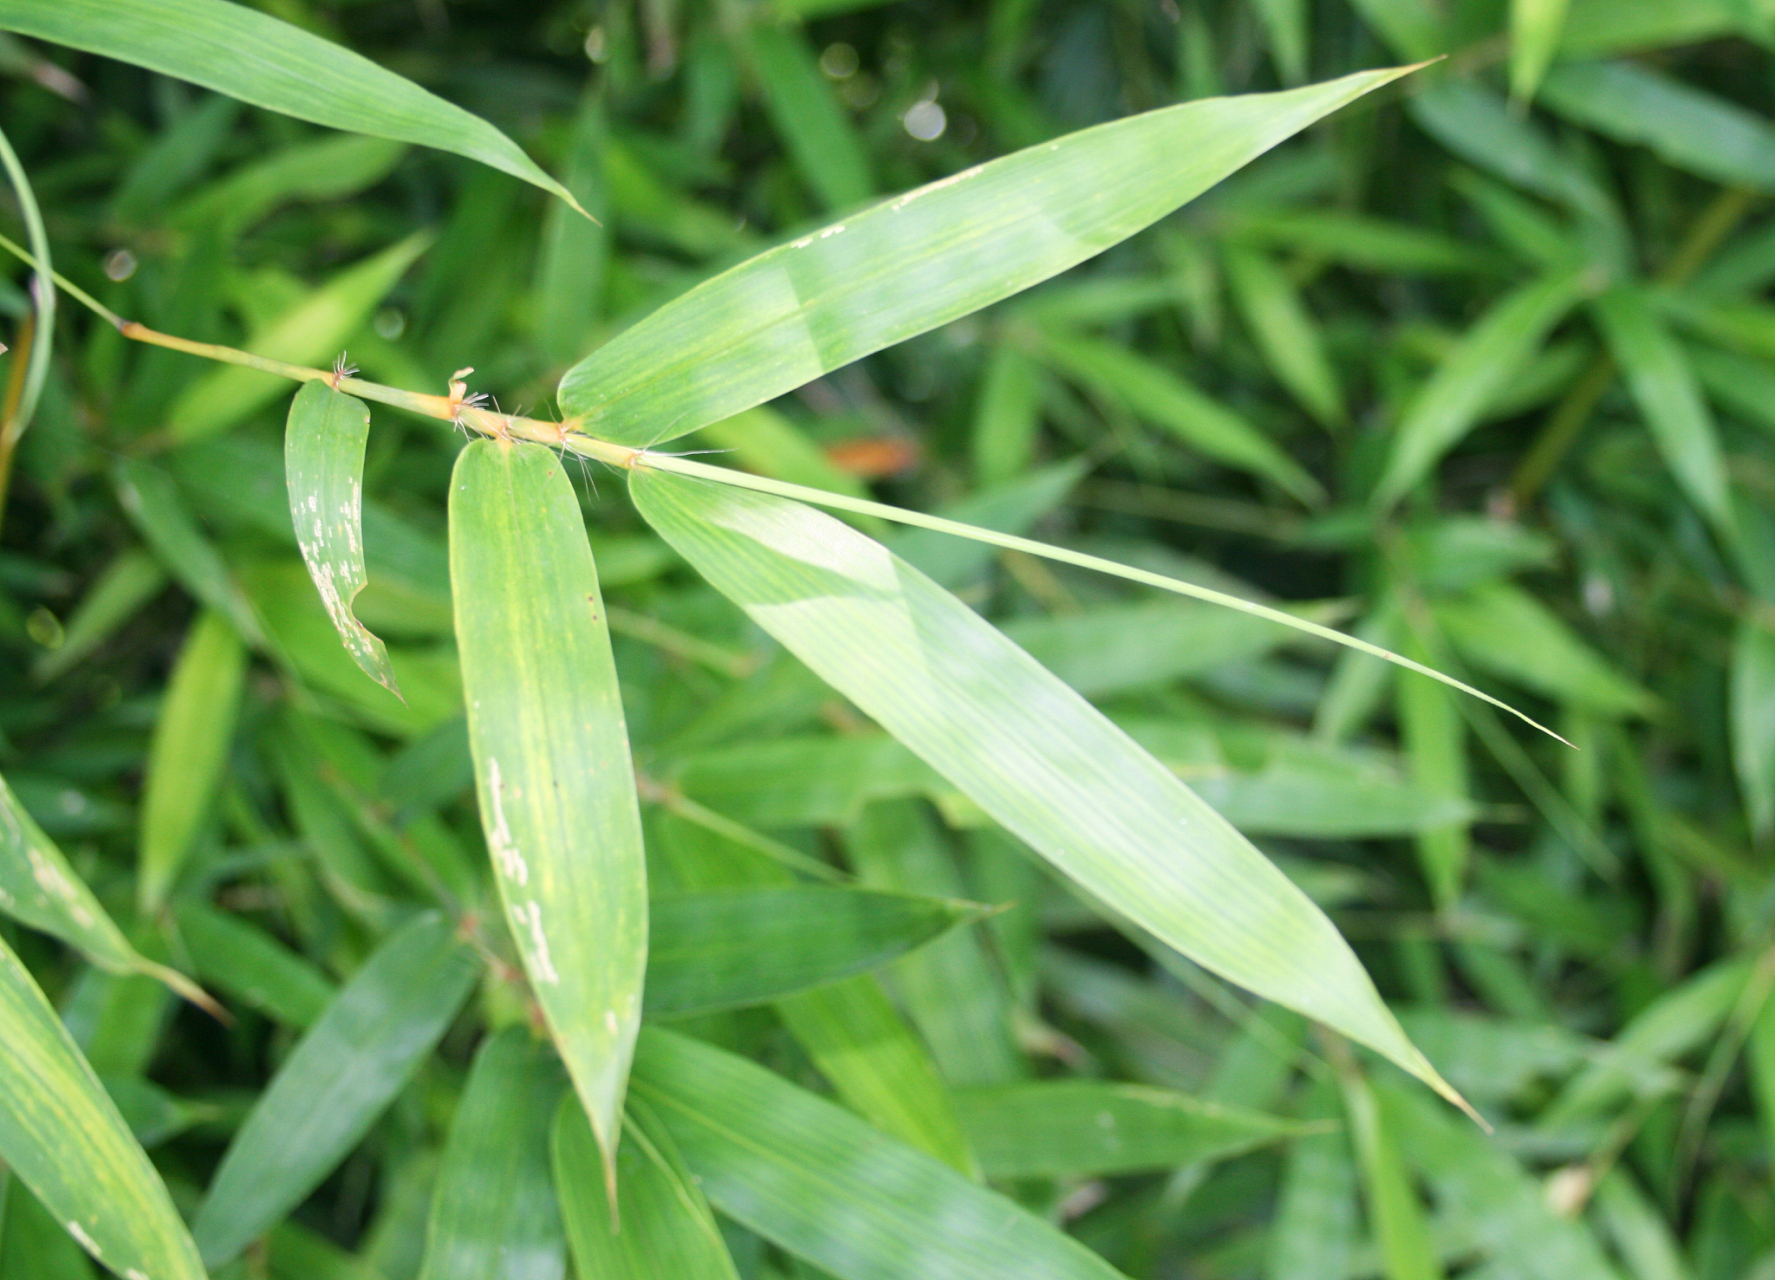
173, 899, 336, 1028
1, 768, 206, 1002
1039, 330, 1325, 504
629, 468, 1463, 1107
954, 1081, 1306, 1178
285, 380, 401, 698
0, 0, 580, 208
0, 932, 207, 1280
419, 1028, 567, 1280
139, 608, 245, 914
1732, 615, 1775, 838
633, 1026, 1131, 1280
747, 22, 873, 212
1374, 267, 1589, 508
1592, 285, 1735, 534
1339, 1065, 1443, 1280
1222, 240, 1345, 427
0, 121, 51, 457
193, 912, 479, 1266
553, 1093, 740, 1280
32, 549, 167, 683
450, 438, 648, 1172
1509, 0, 1571, 105
646, 886, 989, 1017
558, 67, 1418, 446
1540, 61, 1775, 193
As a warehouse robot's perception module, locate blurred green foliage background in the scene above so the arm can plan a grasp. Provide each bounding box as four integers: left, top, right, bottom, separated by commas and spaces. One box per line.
4, 0, 1775, 1277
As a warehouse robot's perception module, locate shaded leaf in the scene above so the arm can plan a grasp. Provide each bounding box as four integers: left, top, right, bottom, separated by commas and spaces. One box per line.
419, 1028, 566, 1280
646, 886, 988, 1017
193, 912, 479, 1266
954, 1081, 1305, 1178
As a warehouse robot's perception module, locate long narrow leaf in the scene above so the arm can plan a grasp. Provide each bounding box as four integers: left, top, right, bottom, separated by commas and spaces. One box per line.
633, 1026, 1130, 1280
285, 380, 400, 697
553, 1095, 740, 1280
629, 468, 1463, 1107
0, 0, 580, 208
193, 912, 479, 1266
558, 66, 1418, 445
450, 439, 648, 1174
646, 886, 988, 1017
1, 768, 206, 1002
419, 1028, 566, 1280
0, 932, 206, 1280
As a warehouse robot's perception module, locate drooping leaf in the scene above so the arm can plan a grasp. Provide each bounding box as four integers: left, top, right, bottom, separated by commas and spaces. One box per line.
138, 608, 245, 914
193, 912, 479, 1266
553, 1094, 740, 1280
645, 886, 988, 1017
633, 1026, 1131, 1280
1, 768, 205, 1001
0, 0, 580, 207
450, 438, 648, 1171
629, 467, 1460, 1105
1339, 1065, 1443, 1280
418, 1028, 567, 1280
0, 932, 207, 1280
558, 67, 1418, 445
31, 549, 167, 683
953, 1081, 1304, 1178
285, 379, 400, 697
1222, 240, 1345, 427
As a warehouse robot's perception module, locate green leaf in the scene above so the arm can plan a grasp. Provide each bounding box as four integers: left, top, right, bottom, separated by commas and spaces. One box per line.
0, 932, 206, 1280
450, 439, 648, 1173
954, 1081, 1304, 1178
285, 380, 401, 697
777, 977, 983, 1177
1540, 61, 1775, 193
1339, 1066, 1443, 1280
646, 886, 988, 1016
0, 0, 580, 208
114, 458, 267, 648
0, 121, 52, 455
970, 345, 1045, 487
747, 22, 873, 212
553, 1094, 739, 1280
1396, 633, 1471, 911
1267, 1079, 1359, 1280
1373, 267, 1588, 509
1509, 0, 1571, 105
1381, 1080, 1624, 1280
193, 912, 479, 1267
1222, 240, 1345, 427
173, 899, 337, 1028
31, 549, 167, 683
139, 608, 245, 914
1731, 615, 1775, 838
1038, 330, 1325, 504
1434, 581, 1657, 719
1592, 285, 1735, 534
629, 468, 1462, 1107
168, 133, 408, 238
419, 1028, 566, 1280
169, 232, 431, 442
1, 768, 205, 1001
558, 67, 1418, 445
633, 1026, 1131, 1280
